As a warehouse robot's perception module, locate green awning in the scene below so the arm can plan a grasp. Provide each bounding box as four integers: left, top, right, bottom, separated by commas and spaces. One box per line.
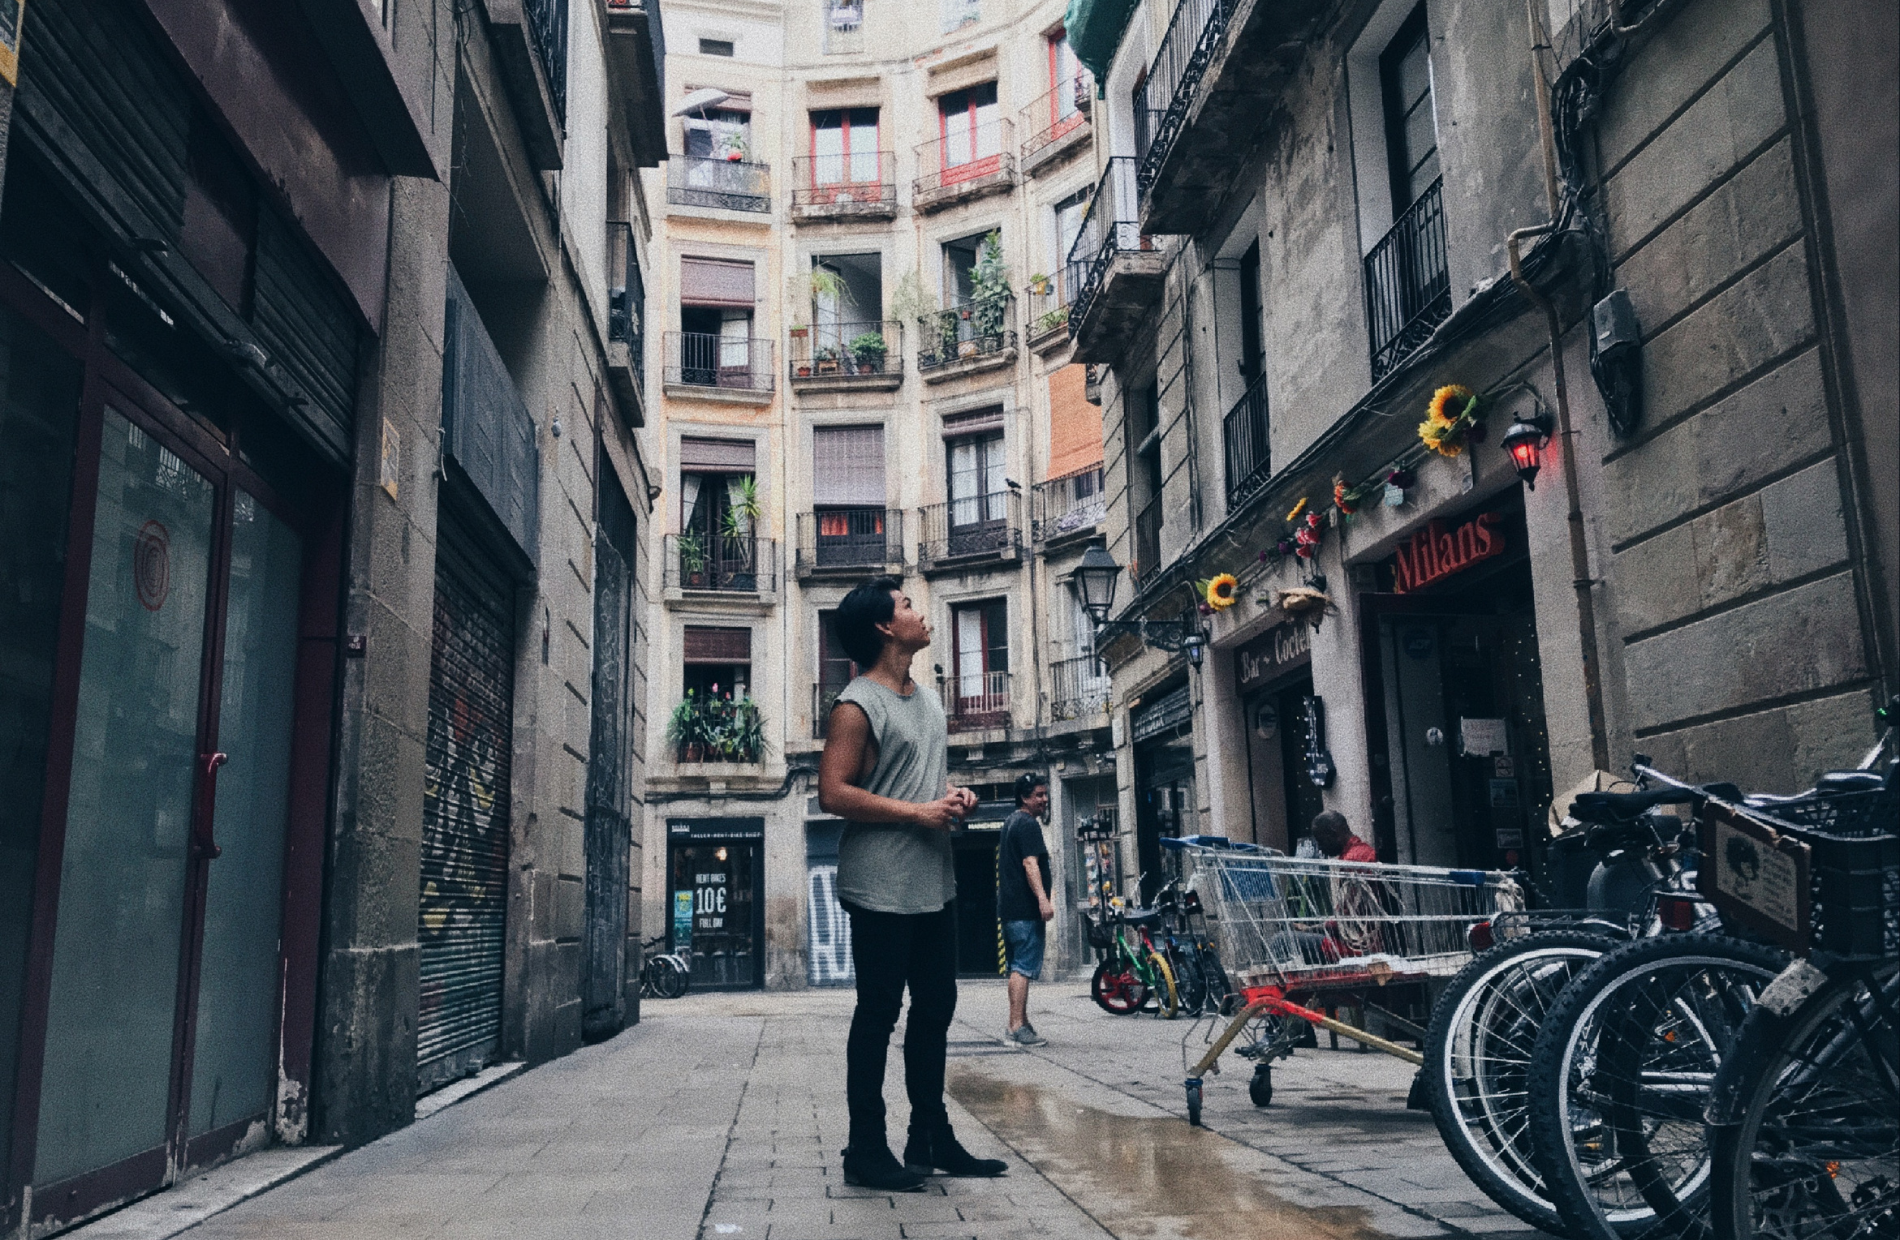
1065, 0, 1141, 85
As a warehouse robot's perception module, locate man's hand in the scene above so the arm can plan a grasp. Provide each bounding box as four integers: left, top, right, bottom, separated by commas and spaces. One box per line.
1038, 895, 1055, 923
946, 783, 978, 814
910, 791, 969, 832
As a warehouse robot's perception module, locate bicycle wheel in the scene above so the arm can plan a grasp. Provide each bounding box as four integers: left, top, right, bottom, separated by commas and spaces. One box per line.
1526, 934, 1787, 1239
659, 956, 691, 999
1709, 962, 1900, 1239
1147, 949, 1180, 1019
1424, 929, 1620, 1236
1169, 943, 1209, 1016
1092, 951, 1149, 1015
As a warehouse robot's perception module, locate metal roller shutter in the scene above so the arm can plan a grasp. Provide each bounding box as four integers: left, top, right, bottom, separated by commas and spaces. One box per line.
418, 532, 516, 1092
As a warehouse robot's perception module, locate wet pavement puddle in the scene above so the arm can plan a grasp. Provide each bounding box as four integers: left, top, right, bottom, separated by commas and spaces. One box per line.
949, 1071, 1383, 1240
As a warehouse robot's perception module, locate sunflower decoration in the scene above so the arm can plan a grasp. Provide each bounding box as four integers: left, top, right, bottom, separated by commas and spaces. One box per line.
1199, 573, 1240, 611
1420, 384, 1484, 457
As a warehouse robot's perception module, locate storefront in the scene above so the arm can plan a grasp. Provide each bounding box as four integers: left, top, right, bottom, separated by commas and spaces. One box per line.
668, 818, 766, 990
1235, 622, 1325, 852
953, 817, 1007, 979
1131, 682, 1195, 902
1358, 494, 1554, 873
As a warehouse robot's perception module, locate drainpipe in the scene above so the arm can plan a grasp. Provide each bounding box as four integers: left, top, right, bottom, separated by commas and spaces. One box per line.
1508, 0, 1611, 773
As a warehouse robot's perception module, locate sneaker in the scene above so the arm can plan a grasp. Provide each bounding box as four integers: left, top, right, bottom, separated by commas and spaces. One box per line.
903, 1124, 1008, 1178
841, 1143, 927, 1192
1005, 1023, 1047, 1047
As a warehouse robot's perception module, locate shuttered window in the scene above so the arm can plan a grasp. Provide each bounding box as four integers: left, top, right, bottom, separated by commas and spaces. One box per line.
941, 406, 1004, 437
680, 257, 756, 308
679, 436, 756, 472
684, 626, 753, 664
813, 426, 885, 506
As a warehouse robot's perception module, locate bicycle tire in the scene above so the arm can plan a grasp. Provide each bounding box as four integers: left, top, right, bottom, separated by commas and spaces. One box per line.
1709, 962, 1900, 1239
1424, 929, 1621, 1237
1147, 949, 1180, 1019
1525, 933, 1787, 1240
659, 957, 691, 1000
1169, 943, 1208, 1016
1092, 952, 1148, 1015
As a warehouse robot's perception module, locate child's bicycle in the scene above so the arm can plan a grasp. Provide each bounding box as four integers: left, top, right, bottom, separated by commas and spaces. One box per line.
1088, 899, 1181, 1018
639, 935, 692, 1000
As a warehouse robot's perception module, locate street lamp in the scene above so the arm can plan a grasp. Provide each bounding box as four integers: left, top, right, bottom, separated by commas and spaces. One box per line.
1500, 413, 1553, 490
1066, 545, 1205, 666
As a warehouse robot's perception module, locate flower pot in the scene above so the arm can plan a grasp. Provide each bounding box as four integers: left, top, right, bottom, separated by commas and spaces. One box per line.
681, 742, 706, 763
686, 571, 708, 588
958, 340, 978, 358
817, 360, 839, 374
797, 365, 812, 377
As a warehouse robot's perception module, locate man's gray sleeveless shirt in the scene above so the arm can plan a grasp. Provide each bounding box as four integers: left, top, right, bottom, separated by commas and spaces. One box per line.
834, 677, 957, 914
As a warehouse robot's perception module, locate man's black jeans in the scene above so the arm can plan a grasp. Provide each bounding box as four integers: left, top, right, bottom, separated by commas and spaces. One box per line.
842, 899, 957, 1148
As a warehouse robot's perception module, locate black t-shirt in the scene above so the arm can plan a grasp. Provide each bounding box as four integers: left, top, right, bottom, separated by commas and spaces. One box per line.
996, 810, 1051, 922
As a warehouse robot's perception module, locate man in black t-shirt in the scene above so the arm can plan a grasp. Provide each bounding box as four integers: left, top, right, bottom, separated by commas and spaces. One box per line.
997, 772, 1053, 1046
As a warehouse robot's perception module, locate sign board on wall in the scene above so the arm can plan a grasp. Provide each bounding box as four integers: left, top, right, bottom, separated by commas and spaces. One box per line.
1391, 511, 1507, 592
1235, 623, 1313, 696
0, 0, 23, 86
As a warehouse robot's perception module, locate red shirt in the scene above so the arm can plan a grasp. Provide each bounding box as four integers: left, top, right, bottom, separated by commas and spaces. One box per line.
1340, 836, 1378, 863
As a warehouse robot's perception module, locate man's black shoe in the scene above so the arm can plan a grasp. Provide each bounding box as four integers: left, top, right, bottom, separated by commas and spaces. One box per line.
903, 1124, 1007, 1177
841, 1144, 927, 1192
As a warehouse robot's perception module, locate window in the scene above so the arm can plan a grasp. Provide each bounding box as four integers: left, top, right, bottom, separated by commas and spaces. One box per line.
817, 611, 858, 698
678, 439, 760, 589
1380, 6, 1438, 215
947, 425, 1006, 530
813, 426, 888, 566
810, 109, 881, 186
1127, 382, 1163, 577
951, 599, 1009, 720
1053, 188, 1091, 298
683, 626, 751, 701
939, 0, 979, 34
679, 258, 756, 387
824, 0, 864, 53
698, 38, 735, 56
937, 83, 1001, 182
683, 107, 750, 161
1238, 239, 1264, 385
1048, 30, 1083, 129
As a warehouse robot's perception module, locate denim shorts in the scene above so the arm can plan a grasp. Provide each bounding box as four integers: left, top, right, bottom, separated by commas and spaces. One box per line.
1001, 918, 1046, 980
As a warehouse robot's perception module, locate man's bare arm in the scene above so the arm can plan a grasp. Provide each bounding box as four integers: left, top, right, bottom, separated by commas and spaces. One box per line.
1023, 855, 1054, 920
818, 702, 965, 830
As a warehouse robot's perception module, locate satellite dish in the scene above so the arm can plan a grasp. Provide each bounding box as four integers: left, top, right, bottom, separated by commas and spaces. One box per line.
672, 88, 732, 116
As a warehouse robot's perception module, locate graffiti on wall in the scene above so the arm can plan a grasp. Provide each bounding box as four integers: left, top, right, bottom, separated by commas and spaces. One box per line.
806, 865, 854, 986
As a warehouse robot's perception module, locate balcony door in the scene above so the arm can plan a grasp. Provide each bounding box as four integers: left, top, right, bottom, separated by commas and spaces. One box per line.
938, 83, 1001, 184
813, 425, 886, 567
951, 600, 1009, 726
1379, 5, 1439, 217
810, 108, 880, 193
947, 428, 1006, 557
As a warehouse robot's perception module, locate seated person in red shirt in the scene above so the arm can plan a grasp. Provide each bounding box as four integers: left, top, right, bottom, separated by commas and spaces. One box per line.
1311, 810, 1378, 863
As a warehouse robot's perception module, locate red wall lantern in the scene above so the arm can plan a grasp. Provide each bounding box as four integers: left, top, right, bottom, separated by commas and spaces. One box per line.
1500, 414, 1553, 489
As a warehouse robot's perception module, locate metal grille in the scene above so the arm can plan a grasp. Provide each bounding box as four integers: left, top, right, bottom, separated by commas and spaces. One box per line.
1135, 0, 1237, 193
913, 119, 1015, 202
791, 153, 896, 216
1020, 75, 1091, 160
917, 295, 1017, 372
1032, 467, 1106, 541
419, 538, 516, 1089
1364, 178, 1450, 380
917, 491, 1022, 569
664, 332, 775, 392
526, 0, 570, 122
1222, 372, 1271, 506
667, 157, 772, 212
607, 222, 645, 394
796, 508, 904, 574
1066, 157, 1142, 335
664, 534, 777, 593
790, 320, 901, 379
947, 669, 1010, 732
1050, 653, 1112, 720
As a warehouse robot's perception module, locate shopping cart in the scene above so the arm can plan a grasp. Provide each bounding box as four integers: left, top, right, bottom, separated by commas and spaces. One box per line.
1174, 840, 1524, 1125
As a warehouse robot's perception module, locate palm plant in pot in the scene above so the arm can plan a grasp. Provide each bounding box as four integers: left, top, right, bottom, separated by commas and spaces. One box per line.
970, 231, 1010, 352
667, 690, 709, 762
677, 529, 708, 588
720, 475, 763, 589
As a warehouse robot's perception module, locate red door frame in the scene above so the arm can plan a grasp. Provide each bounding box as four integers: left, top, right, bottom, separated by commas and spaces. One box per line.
0, 257, 341, 1235
938, 85, 1002, 187
807, 108, 883, 202
1046, 31, 1084, 144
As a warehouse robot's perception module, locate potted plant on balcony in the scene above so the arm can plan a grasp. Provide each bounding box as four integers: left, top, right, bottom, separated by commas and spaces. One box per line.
1027, 272, 1052, 298
677, 529, 708, 588
814, 345, 841, 375
716, 697, 766, 763
720, 475, 762, 590
848, 330, 887, 374
667, 691, 709, 763
970, 232, 1011, 354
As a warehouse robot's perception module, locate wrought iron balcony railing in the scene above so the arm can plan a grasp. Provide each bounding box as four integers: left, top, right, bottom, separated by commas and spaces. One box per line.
946, 669, 1010, 732
1050, 652, 1112, 721
1032, 466, 1106, 542
1065, 157, 1143, 335
1364, 178, 1451, 380
824, 0, 864, 52
526, 0, 570, 122
663, 533, 778, 594
789, 320, 901, 381
790, 152, 896, 217
917, 294, 1016, 373
1020, 75, 1091, 163
664, 332, 775, 393
1023, 278, 1071, 343
1222, 372, 1271, 508
917, 491, 1022, 570
1135, 0, 1236, 193
607, 221, 645, 394
795, 508, 905, 575
667, 155, 772, 212
939, 0, 980, 34
914, 118, 1015, 203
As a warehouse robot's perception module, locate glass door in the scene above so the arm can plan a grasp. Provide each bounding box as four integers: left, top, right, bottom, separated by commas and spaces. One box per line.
670, 841, 762, 989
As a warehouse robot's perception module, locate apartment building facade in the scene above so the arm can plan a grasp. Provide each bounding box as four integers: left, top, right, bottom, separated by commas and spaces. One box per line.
0, 0, 665, 1231
642, 0, 1115, 991
1067, 0, 1895, 903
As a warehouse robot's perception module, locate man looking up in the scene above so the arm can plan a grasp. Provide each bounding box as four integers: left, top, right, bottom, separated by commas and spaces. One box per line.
998, 772, 1053, 1046
1311, 810, 1379, 862
818, 577, 1008, 1191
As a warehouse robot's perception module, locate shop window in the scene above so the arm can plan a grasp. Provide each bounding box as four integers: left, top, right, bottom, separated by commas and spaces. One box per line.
810, 108, 881, 186
937, 83, 1002, 183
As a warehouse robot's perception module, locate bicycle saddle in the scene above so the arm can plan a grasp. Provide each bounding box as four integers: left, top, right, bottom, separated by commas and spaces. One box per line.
1570, 788, 1695, 820
1118, 908, 1162, 928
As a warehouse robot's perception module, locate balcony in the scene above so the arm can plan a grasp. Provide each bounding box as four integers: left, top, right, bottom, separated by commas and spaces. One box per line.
663, 332, 775, 403
1365, 179, 1451, 381
790, 152, 897, 222
1050, 652, 1112, 721
1019, 75, 1092, 176
946, 669, 1010, 734
1135, 0, 1331, 235
670, 693, 766, 765
795, 508, 906, 579
605, 222, 645, 425
663, 533, 779, 596
913, 119, 1016, 213
917, 492, 1024, 574
486, 0, 569, 168
917, 295, 1017, 382
667, 156, 772, 213
789, 321, 903, 393
823, 0, 864, 53
604, 0, 667, 167
1222, 371, 1270, 509
1032, 466, 1106, 545
1066, 158, 1167, 364
1022, 279, 1071, 353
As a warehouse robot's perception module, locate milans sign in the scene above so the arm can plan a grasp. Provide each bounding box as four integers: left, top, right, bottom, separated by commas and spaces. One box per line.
1391, 510, 1506, 593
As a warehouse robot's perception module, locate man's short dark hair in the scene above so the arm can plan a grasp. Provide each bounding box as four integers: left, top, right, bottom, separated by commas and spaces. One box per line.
1311, 810, 1350, 845
834, 576, 902, 669
1015, 772, 1048, 805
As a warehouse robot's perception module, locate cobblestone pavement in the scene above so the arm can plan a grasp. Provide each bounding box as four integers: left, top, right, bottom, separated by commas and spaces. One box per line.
173, 981, 1556, 1239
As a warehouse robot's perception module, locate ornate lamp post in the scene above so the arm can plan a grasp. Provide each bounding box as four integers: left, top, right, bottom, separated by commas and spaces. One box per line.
1069, 544, 1205, 669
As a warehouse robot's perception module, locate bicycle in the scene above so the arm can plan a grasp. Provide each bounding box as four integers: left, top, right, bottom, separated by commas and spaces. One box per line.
1088, 901, 1180, 1018
639, 934, 691, 999
1152, 874, 1232, 1018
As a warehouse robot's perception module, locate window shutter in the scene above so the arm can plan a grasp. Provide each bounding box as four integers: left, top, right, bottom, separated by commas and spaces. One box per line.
684, 626, 752, 664
813, 425, 885, 506
680, 257, 756, 308
679, 436, 756, 471
941, 406, 1004, 437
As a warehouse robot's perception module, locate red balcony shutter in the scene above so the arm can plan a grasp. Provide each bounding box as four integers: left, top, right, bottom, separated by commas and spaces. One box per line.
684, 626, 752, 664
680, 257, 756, 308
813, 425, 885, 506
